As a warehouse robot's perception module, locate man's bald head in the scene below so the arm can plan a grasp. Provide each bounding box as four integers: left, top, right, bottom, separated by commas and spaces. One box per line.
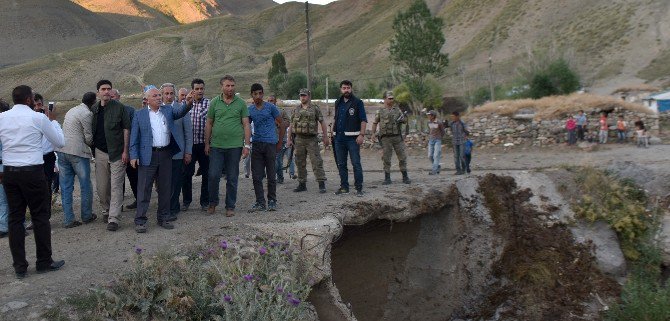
178, 88, 188, 103
110, 89, 120, 100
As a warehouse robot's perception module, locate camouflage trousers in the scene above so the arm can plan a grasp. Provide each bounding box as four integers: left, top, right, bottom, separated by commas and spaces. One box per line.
294, 135, 326, 183
381, 134, 408, 172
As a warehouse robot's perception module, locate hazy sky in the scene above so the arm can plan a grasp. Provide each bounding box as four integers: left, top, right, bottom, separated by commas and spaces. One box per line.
275, 0, 338, 4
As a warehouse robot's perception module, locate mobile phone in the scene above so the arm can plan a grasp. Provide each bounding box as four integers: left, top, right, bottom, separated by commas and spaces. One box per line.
48, 102, 54, 112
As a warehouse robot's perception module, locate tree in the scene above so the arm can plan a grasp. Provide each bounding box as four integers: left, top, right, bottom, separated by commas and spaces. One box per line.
268, 52, 288, 94
389, 0, 449, 114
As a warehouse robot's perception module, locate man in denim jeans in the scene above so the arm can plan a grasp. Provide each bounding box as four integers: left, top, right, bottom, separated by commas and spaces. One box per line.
448, 111, 468, 175
427, 110, 444, 175
205, 75, 251, 217
332, 80, 367, 197
57, 92, 97, 228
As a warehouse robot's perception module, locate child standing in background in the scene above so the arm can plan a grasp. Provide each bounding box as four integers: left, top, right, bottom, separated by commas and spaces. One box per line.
464, 135, 474, 174
566, 115, 577, 145
616, 115, 627, 143
598, 112, 608, 144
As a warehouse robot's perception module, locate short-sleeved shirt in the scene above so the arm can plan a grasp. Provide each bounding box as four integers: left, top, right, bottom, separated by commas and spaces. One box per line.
208, 95, 249, 149
248, 102, 280, 144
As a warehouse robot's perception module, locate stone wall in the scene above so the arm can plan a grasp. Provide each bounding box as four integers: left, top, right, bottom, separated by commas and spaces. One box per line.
464, 110, 659, 148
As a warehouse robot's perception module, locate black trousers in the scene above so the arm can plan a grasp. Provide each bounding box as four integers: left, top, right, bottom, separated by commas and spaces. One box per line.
183, 143, 209, 207
43, 152, 56, 213
251, 142, 277, 204
4, 165, 53, 273
170, 159, 184, 217
135, 150, 172, 225
125, 162, 138, 200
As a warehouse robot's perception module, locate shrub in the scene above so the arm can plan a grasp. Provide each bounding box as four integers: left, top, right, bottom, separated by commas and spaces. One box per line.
572, 168, 648, 260
90, 238, 315, 320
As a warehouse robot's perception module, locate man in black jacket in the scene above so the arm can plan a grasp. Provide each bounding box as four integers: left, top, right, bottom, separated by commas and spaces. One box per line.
332, 80, 367, 197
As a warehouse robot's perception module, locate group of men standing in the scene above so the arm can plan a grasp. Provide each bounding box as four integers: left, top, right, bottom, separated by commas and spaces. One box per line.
0, 77, 419, 278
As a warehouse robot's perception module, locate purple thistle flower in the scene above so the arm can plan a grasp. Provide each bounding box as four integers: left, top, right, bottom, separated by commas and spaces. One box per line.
224, 295, 232, 303
276, 287, 284, 293
134, 246, 143, 255
207, 248, 215, 255
288, 297, 301, 306
270, 242, 279, 248
235, 237, 241, 242
243, 274, 254, 282
259, 247, 267, 255
219, 240, 228, 250
286, 293, 293, 298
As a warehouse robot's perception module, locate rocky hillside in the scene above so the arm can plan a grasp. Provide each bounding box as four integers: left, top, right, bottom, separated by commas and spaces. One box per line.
0, 0, 130, 68
70, 0, 276, 32
2, 0, 670, 100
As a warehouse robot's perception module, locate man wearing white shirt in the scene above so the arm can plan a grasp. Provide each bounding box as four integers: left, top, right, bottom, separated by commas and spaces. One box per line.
0, 85, 66, 279
129, 87, 193, 233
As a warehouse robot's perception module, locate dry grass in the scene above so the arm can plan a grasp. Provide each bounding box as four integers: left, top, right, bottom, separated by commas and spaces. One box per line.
467, 93, 654, 120
611, 84, 662, 94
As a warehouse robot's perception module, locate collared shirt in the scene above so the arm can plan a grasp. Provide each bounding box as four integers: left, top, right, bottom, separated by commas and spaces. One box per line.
148, 106, 170, 147
0, 104, 65, 166
449, 120, 468, 145
576, 114, 587, 126
190, 98, 210, 144
208, 95, 248, 149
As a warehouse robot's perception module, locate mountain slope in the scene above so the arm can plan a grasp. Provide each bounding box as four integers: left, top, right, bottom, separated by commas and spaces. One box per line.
71, 0, 276, 32
0, 0, 130, 68
2, 0, 670, 100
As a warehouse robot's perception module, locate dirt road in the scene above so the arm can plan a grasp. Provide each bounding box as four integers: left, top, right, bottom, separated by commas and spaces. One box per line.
0, 143, 668, 320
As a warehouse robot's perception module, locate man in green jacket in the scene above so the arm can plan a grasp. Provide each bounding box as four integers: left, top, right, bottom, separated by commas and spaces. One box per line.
91, 80, 131, 232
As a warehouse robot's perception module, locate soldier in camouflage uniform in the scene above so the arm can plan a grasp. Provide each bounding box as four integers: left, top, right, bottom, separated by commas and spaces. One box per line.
286, 88, 329, 193
371, 91, 410, 184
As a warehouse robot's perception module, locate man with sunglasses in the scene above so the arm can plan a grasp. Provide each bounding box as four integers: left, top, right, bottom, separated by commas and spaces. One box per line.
371, 91, 410, 185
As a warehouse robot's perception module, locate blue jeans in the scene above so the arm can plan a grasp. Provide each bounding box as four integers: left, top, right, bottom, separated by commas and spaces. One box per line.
57, 152, 93, 225
617, 130, 626, 142
428, 138, 442, 173
334, 137, 363, 191
453, 143, 466, 173
0, 166, 7, 233
208, 147, 242, 210
276, 142, 286, 180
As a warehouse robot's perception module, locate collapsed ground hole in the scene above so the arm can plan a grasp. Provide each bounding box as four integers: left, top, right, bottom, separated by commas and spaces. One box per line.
327, 174, 620, 321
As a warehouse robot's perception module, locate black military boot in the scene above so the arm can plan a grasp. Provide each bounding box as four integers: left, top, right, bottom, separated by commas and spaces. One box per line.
318, 181, 326, 193
402, 171, 411, 184
382, 172, 392, 185
293, 182, 307, 192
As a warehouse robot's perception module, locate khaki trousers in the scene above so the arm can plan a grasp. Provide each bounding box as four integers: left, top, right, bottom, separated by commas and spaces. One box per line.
94, 149, 126, 223
381, 135, 408, 172
294, 135, 326, 183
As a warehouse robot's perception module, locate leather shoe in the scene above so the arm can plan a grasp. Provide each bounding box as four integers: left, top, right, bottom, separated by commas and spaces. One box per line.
82, 214, 97, 224
158, 221, 174, 230
36, 260, 65, 274
207, 205, 216, 215
15, 271, 27, 279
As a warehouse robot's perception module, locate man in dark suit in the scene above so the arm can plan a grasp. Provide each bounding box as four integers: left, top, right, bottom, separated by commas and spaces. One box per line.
129, 87, 193, 233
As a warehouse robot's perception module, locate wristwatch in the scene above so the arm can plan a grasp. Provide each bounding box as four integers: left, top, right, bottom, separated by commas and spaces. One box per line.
244, 144, 251, 149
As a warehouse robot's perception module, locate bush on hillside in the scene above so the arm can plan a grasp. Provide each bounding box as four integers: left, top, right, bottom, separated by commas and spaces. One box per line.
89, 237, 315, 320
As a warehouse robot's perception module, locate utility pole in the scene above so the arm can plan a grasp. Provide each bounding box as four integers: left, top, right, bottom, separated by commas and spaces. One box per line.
488, 56, 495, 102
305, 1, 313, 93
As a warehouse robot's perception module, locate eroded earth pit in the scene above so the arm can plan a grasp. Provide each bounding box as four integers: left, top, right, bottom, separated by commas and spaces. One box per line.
320, 174, 620, 321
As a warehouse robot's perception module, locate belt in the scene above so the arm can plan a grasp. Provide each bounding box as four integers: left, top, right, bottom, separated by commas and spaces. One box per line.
333, 131, 361, 136
152, 146, 169, 151
4, 164, 43, 172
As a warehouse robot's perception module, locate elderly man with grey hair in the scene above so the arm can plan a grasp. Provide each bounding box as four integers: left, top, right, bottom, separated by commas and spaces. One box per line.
159, 83, 193, 222
130, 87, 194, 233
